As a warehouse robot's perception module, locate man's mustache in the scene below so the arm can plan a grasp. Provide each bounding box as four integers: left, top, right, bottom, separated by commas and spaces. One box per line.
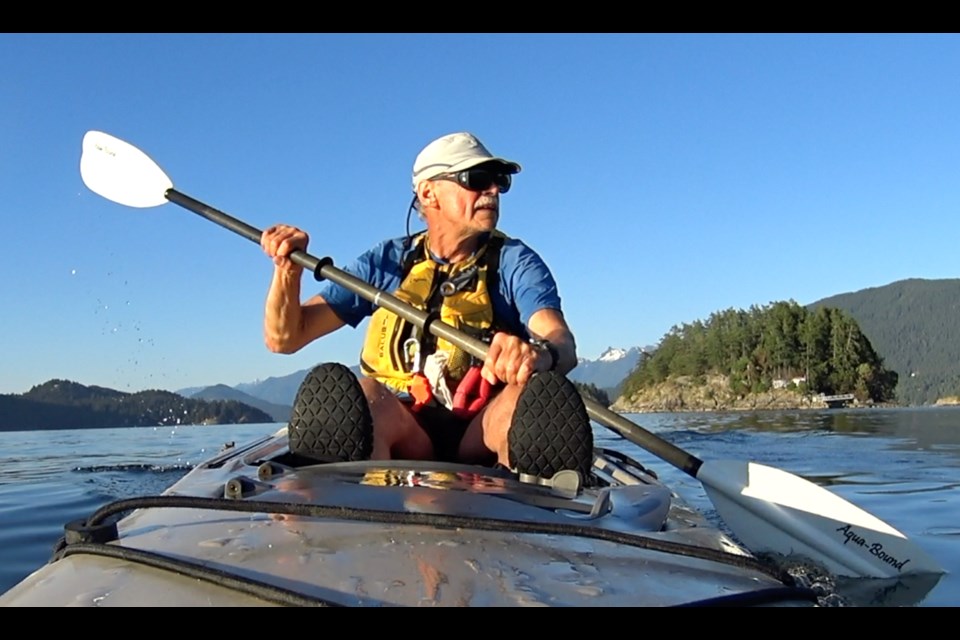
475, 197, 499, 211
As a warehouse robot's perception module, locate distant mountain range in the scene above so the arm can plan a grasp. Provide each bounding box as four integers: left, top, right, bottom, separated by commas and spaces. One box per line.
0, 379, 273, 432
12, 278, 958, 432
189, 384, 296, 423
808, 278, 960, 406
177, 349, 644, 420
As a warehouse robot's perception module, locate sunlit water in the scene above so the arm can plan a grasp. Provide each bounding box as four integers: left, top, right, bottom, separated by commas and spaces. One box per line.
1, 407, 957, 607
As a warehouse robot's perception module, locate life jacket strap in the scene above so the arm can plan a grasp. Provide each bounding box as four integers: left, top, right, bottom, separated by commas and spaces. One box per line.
451, 366, 495, 419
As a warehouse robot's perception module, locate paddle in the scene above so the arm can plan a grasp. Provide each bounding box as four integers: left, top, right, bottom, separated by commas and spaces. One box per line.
78, 130, 944, 580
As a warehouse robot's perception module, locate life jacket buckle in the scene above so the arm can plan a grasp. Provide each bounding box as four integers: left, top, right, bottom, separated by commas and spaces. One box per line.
403, 338, 422, 373
439, 264, 479, 297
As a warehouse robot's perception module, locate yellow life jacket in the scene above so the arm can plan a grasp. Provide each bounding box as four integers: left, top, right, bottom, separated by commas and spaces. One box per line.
359, 231, 505, 395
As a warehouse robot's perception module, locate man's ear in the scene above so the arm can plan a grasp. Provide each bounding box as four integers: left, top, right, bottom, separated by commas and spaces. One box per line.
417, 180, 438, 208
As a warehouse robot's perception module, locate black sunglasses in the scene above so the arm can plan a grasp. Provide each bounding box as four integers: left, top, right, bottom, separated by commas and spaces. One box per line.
430, 168, 512, 193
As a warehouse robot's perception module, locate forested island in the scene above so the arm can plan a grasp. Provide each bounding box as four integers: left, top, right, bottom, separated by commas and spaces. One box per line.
614, 301, 898, 412
0, 379, 274, 432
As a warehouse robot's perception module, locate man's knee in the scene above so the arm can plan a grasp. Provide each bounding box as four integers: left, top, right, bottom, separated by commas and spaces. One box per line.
359, 378, 409, 427
357, 376, 433, 459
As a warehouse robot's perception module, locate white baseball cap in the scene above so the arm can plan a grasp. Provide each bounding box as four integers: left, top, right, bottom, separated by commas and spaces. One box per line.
411, 132, 521, 191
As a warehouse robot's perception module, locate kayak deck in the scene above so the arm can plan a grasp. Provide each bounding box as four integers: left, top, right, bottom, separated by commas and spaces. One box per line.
0, 428, 819, 607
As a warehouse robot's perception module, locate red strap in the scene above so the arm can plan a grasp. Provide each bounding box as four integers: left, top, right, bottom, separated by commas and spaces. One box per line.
452, 366, 493, 419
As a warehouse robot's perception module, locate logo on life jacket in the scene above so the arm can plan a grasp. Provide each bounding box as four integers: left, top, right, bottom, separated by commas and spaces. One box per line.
360, 232, 505, 416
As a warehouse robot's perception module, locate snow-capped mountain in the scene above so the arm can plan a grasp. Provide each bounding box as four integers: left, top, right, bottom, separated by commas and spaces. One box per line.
598, 347, 629, 362
568, 346, 644, 393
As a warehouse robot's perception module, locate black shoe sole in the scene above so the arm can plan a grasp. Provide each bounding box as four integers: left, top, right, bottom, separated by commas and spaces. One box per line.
288, 362, 373, 462
508, 371, 594, 481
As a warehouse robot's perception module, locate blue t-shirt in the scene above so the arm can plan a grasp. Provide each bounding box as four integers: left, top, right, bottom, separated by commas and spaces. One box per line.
317, 233, 562, 339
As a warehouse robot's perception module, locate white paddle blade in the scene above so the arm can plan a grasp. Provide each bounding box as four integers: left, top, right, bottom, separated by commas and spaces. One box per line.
80, 131, 173, 208
698, 460, 944, 578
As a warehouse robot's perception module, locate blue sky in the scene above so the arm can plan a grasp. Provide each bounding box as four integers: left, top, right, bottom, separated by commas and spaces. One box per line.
3, 33, 959, 395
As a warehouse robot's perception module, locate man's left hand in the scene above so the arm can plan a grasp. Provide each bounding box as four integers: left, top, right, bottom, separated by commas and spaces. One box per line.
481, 332, 552, 387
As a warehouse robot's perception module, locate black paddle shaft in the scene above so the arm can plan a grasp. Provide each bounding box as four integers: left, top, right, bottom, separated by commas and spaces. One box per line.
582, 398, 702, 476
163, 188, 704, 478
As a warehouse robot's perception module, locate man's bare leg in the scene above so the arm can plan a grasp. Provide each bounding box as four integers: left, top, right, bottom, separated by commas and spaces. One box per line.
358, 377, 435, 461
457, 385, 522, 467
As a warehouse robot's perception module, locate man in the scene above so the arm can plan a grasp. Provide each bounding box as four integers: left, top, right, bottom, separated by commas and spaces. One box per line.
260, 132, 593, 482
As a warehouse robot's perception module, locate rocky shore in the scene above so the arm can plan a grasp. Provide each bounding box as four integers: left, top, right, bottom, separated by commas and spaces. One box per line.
611, 374, 836, 413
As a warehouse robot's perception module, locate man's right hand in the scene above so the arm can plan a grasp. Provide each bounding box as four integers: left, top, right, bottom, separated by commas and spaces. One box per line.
262, 223, 345, 354
261, 224, 309, 274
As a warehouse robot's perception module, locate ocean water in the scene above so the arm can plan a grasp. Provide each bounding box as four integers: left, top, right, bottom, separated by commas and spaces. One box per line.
0, 407, 957, 607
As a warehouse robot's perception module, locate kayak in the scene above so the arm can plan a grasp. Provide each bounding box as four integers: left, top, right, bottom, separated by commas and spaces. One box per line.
0, 425, 822, 607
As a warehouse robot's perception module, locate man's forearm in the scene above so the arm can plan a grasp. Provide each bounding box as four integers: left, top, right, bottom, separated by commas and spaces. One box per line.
264, 267, 305, 353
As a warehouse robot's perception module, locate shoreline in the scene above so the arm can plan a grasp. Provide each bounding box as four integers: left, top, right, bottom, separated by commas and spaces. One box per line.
609, 375, 909, 414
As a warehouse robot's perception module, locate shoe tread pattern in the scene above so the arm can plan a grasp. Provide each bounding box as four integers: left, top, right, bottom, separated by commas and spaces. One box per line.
288, 362, 373, 462
508, 371, 594, 480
